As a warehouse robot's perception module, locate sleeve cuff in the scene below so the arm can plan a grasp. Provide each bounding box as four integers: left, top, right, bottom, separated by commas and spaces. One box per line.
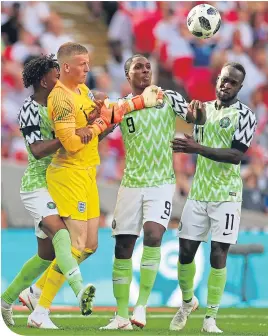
231, 140, 249, 153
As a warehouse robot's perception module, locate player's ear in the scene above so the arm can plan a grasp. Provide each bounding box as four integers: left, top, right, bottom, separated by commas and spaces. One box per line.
40, 78, 47, 89
63, 62, 70, 73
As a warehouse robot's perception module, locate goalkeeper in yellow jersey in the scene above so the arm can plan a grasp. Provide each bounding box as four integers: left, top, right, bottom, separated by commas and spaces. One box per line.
26, 42, 163, 329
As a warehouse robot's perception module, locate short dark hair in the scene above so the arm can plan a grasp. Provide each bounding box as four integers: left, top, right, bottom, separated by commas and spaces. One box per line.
57, 42, 88, 64
124, 54, 146, 76
22, 54, 59, 89
223, 62, 246, 81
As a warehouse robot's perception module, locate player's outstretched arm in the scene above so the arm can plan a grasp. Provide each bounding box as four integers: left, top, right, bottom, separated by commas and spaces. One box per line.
197, 147, 244, 164
165, 91, 206, 125
29, 139, 62, 160
172, 109, 256, 164
88, 85, 164, 139
106, 84, 164, 122
172, 134, 244, 164
118, 84, 164, 116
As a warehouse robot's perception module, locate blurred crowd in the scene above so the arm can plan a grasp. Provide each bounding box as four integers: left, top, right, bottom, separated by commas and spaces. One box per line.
1, 1, 72, 161
1, 1, 268, 214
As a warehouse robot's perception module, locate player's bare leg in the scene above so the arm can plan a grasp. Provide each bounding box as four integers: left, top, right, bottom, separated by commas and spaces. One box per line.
62, 218, 97, 315
84, 217, 99, 257
131, 221, 164, 328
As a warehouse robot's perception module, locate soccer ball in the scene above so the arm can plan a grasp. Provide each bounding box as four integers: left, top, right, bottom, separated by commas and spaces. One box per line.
187, 4, 221, 39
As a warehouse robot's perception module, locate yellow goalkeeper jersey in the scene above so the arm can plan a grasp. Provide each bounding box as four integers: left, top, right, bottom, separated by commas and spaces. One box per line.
47, 80, 100, 168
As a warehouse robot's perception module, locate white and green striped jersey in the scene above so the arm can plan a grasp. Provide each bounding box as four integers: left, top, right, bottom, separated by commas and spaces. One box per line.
18, 97, 54, 192
189, 100, 257, 202
120, 90, 188, 187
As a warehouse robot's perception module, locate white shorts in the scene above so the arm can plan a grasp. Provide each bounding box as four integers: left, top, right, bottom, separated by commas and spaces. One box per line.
179, 199, 241, 245
112, 184, 176, 236
20, 188, 59, 239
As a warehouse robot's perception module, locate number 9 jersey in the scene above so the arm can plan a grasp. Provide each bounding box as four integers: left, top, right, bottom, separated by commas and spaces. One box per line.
119, 91, 188, 188
112, 90, 188, 236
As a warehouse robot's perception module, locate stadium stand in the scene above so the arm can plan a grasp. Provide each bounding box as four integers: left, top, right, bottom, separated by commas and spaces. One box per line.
1, 1, 268, 229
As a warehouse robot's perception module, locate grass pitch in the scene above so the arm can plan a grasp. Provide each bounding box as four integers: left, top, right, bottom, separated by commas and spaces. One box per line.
9, 308, 268, 336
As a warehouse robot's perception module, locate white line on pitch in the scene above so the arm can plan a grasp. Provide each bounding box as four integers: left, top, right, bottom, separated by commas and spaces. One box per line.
13, 314, 268, 319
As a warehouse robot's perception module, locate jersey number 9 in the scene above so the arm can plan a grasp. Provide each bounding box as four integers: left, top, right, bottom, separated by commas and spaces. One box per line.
126, 117, 135, 133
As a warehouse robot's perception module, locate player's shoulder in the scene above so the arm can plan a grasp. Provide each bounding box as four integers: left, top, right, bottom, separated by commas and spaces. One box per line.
163, 90, 188, 108
49, 80, 72, 100
164, 89, 185, 99
230, 101, 257, 130
19, 96, 39, 118
234, 101, 256, 119
18, 96, 40, 127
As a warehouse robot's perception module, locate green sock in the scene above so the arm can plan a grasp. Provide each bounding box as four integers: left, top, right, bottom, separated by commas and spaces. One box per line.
52, 229, 83, 296
113, 258, 132, 319
1, 254, 51, 305
206, 267, 227, 318
136, 246, 161, 306
178, 260, 196, 301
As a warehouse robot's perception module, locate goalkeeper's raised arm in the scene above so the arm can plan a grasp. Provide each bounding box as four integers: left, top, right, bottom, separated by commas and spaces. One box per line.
88, 85, 164, 139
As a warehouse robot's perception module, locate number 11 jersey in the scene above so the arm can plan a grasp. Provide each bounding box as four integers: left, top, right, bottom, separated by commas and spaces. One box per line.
189, 100, 256, 202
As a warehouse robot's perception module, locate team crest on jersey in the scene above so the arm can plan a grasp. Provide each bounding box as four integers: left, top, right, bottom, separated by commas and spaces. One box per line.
47, 202, 56, 210
78, 201, 86, 213
219, 117, 231, 128
88, 91, 95, 100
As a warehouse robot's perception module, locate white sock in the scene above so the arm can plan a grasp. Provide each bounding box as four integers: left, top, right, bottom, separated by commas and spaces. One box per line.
34, 304, 47, 314
31, 284, 42, 297
117, 315, 129, 322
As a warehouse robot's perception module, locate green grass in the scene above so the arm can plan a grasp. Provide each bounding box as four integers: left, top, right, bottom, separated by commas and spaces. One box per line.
9, 308, 268, 336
